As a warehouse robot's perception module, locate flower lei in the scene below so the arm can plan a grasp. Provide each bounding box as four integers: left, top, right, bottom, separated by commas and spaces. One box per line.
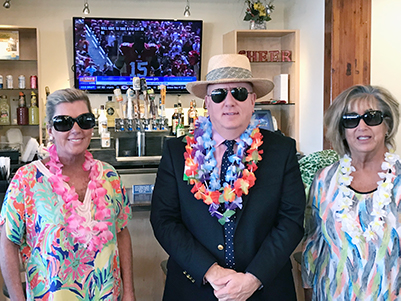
183, 116, 263, 225
46, 144, 113, 252
336, 152, 399, 244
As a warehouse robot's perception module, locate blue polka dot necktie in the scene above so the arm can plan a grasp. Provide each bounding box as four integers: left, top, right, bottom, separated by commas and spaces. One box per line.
221, 140, 236, 269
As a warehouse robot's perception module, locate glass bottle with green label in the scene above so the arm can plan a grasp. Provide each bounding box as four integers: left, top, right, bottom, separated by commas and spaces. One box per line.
29, 91, 39, 125
0, 95, 10, 125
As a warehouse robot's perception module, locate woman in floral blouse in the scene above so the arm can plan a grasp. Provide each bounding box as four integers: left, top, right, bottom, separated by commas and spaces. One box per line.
302, 85, 401, 300
0, 88, 135, 300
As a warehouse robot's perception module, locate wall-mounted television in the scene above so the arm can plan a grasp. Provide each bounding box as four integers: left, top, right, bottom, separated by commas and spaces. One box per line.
73, 17, 203, 93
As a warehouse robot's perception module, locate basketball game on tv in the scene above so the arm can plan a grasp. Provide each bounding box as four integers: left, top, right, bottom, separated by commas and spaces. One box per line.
73, 17, 203, 93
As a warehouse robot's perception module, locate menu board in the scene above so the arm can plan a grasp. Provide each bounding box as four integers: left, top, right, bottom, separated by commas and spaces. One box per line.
0, 30, 19, 60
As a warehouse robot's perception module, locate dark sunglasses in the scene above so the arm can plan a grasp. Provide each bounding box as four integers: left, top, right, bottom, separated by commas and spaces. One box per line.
342, 110, 387, 129
208, 87, 252, 103
52, 113, 95, 132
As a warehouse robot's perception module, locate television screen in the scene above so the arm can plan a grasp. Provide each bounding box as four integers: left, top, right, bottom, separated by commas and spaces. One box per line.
253, 109, 274, 131
73, 17, 203, 93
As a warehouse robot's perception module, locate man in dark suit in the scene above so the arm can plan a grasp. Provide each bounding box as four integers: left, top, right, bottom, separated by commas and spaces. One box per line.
150, 54, 305, 300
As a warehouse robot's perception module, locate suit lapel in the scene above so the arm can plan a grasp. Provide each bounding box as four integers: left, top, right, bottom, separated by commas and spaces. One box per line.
234, 131, 268, 228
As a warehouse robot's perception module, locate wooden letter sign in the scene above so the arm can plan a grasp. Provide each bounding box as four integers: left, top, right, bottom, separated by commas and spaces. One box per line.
238, 50, 292, 62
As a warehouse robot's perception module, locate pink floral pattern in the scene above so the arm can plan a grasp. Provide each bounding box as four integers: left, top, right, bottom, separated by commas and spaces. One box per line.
0, 160, 131, 300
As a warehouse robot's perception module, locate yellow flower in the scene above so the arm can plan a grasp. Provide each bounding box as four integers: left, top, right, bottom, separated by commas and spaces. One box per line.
253, 2, 266, 16
244, 0, 274, 22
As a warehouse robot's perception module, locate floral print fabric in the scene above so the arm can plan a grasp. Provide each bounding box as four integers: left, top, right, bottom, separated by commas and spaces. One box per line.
302, 161, 401, 300
0, 160, 132, 301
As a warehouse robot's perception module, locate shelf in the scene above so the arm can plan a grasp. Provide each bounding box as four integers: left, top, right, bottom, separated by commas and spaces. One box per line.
250, 61, 295, 64
0, 26, 41, 144
223, 29, 299, 143
0, 124, 39, 127
255, 102, 295, 106
235, 30, 297, 38
0, 89, 38, 91
0, 59, 37, 62
0, 26, 38, 61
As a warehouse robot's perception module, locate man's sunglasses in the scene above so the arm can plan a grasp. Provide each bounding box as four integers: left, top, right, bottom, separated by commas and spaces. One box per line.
208, 87, 252, 103
52, 113, 96, 132
342, 110, 387, 129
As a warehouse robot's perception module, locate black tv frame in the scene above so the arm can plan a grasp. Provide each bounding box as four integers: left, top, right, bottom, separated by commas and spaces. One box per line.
72, 17, 203, 94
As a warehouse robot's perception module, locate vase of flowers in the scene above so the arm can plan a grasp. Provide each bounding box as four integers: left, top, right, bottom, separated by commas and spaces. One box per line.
244, 0, 274, 30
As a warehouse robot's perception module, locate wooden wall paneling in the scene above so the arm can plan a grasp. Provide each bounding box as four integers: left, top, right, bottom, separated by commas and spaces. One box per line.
323, 0, 371, 149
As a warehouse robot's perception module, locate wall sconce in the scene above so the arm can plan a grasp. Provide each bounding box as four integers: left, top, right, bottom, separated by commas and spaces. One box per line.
3, 0, 10, 9
183, 0, 190, 17
83, 0, 90, 15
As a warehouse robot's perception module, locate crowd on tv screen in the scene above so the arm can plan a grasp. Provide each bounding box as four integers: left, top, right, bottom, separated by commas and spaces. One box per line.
74, 19, 202, 81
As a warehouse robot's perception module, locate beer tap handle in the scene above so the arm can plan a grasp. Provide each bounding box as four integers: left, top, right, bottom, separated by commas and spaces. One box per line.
144, 93, 149, 120
126, 88, 134, 120
133, 77, 141, 119
159, 85, 166, 119
113, 88, 124, 118
140, 78, 149, 120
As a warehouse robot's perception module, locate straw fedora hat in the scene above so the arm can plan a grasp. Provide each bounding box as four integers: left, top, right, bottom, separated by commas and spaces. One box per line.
186, 53, 274, 99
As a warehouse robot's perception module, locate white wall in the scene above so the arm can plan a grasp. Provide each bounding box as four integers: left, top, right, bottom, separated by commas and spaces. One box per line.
284, 0, 401, 155
1, 0, 257, 108
284, 0, 325, 154
371, 0, 401, 155
0, 0, 323, 154
4, 1, 397, 156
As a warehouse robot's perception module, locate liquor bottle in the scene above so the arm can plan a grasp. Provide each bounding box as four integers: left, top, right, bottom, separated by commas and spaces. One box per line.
101, 131, 111, 148
176, 120, 185, 137
17, 92, 28, 125
29, 91, 39, 125
177, 103, 184, 126
0, 95, 10, 125
93, 108, 99, 127
188, 100, 198, 130
45, 86, 51, 98
176, 95, 184, 125
203, 99, 208, 117
98, 105, 108, 135
42, 86, 51, 128
105, 96, 119, 128
171, 104, 179, 136
193, 100, 198, 117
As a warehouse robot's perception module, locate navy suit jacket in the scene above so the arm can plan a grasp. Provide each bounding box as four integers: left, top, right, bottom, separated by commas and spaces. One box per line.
150, 129, 305, 300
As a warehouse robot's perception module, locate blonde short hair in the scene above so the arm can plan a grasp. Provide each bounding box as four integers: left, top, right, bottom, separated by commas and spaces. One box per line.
324, 85, 399, 156
46, 88, 92, 125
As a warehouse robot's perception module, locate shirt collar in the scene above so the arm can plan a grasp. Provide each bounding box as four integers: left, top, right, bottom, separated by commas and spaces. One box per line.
212, 127, 241, 147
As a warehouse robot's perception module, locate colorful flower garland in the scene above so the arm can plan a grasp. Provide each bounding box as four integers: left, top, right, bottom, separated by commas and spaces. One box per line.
336, 152, 399, 244
183, 116, 263, 225
46, 144, 113, 252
